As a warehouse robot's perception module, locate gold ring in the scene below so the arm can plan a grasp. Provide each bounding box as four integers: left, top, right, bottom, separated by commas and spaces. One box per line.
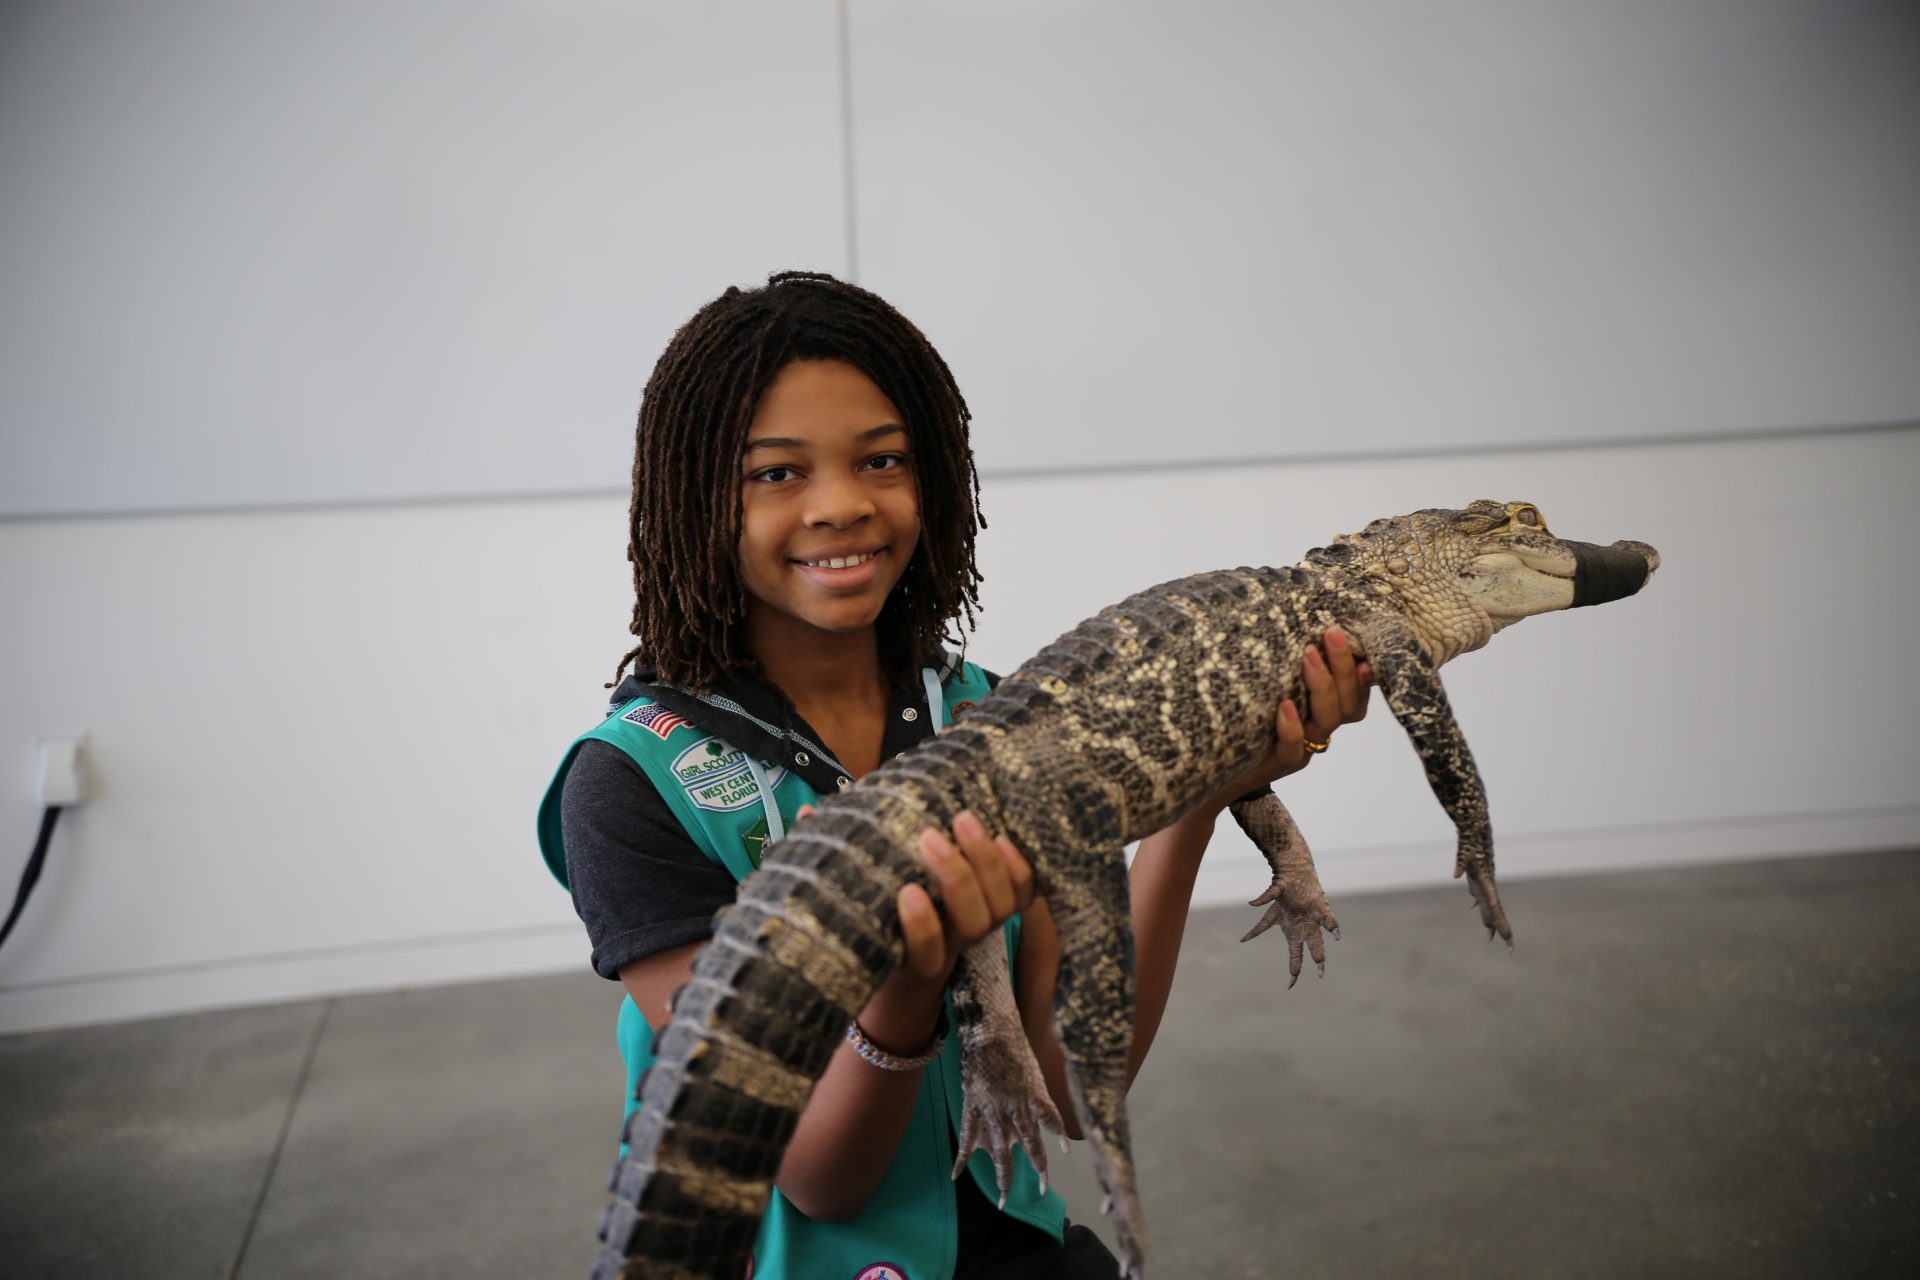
1302, 737, 1330, 755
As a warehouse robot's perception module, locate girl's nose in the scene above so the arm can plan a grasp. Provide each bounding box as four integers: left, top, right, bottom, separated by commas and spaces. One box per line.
803, 474, 875, 529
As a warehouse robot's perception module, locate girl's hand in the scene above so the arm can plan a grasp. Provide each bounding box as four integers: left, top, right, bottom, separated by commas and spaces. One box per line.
899, 811, 1034, 979
797, 803, 1034, 983
1199, 626, 1373, 814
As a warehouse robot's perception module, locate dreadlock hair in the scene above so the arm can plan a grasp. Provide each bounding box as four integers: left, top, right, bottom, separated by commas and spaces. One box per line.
611, 270, 986, 690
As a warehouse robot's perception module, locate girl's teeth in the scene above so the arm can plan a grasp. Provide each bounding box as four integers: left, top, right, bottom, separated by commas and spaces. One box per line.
808, 553, 872, 569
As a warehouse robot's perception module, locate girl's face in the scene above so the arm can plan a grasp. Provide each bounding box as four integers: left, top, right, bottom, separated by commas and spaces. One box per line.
736, 359, 922, 651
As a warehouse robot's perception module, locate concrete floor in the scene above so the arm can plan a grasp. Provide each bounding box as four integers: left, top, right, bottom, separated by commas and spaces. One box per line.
4, 849, 1916, 1279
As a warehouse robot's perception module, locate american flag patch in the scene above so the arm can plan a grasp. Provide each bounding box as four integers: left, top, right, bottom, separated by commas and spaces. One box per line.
622, 702, 691, 740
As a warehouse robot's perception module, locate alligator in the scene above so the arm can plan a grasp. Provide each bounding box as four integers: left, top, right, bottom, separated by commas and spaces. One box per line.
592, 500, 1660, 1279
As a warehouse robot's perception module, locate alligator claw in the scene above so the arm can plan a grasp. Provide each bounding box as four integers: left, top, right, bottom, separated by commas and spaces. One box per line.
1461, 861, 1514, 946
952, 988, 1065, 1203
1229, 792, 1339, 985
1241, 874, 1340, 987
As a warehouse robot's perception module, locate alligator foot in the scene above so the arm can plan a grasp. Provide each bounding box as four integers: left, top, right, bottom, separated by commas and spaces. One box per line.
1228, 790, 1340, 985
1460, 860, 1512, 946
1241, 873, 1341, 985
950, 933, 1065, 1199
952, 1038, 1065, 1199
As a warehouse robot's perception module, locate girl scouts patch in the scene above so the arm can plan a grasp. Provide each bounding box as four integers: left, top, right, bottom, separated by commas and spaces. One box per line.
853, 1266, 907, 1280
671, 738, 786, 813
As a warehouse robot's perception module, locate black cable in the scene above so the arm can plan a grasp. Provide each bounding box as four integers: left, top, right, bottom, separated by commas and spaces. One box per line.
0, 806, 61, 953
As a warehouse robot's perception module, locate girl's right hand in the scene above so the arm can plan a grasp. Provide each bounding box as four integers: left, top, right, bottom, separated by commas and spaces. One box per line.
793, 804, 1035, 981
899, 811, 1034, 979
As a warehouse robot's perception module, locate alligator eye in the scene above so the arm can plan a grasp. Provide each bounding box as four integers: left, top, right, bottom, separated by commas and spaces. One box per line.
1515, 506, 1539, 526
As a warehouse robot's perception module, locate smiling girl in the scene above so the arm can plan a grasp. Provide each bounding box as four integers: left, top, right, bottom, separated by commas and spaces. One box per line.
539, 272, 1368, 1279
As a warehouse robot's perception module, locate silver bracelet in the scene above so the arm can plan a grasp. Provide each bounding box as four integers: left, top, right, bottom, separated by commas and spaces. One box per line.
844, 1018, 945, 1072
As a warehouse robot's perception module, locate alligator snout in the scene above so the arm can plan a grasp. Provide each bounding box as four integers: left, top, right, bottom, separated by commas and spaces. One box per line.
1613, 540, 1660, 575
1568, 539, 1659, 608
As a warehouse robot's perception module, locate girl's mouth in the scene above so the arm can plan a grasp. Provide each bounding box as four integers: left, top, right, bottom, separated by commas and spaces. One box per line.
795, 551, 878, 570
791, 547, 887, 591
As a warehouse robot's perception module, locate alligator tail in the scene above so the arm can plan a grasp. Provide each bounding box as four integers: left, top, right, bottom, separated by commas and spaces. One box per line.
591, 802, 925, 1279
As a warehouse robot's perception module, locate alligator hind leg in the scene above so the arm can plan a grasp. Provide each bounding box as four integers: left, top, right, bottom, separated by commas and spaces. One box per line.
992, 739, 1149, 1271
1228, 790, 1340, 985
950, 928, 1066, 1200
1049, 852, 1150, 1277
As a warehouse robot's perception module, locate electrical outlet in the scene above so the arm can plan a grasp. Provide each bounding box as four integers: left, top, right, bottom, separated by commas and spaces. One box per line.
36, 738, 88, 808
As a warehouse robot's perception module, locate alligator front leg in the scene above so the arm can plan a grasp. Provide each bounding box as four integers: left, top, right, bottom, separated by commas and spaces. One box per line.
1227, 790, 1340, 984
1351, 616, 1512, 943
950, 928, 1065, 1201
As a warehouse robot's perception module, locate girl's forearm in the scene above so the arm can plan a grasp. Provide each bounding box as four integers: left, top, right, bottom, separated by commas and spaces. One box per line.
773, 965, 950, 1220
781, 804, 1220, 1216
1124, 808, 1216, 1081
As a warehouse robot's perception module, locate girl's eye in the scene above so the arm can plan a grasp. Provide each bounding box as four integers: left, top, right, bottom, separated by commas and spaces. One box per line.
751, 465, 798, 484
864, 452, 909, 472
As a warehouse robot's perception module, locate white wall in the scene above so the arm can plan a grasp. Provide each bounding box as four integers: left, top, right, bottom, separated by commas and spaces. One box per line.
4, 1, 1916, 1029
6, 0, 1916, 514
0, 0, 849, 515
855, 0, 1920, 468
3, 427, 1915, 1031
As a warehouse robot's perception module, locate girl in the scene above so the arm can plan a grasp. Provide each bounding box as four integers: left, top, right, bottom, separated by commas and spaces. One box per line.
538, 271, 1370, 1278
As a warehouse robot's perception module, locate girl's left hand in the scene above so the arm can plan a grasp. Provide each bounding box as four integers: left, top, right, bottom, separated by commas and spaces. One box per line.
1200, 626, 1373, 813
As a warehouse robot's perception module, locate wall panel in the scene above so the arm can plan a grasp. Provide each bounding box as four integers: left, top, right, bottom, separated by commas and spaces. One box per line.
853, 0, 1920, 473
0, 0, 847, 516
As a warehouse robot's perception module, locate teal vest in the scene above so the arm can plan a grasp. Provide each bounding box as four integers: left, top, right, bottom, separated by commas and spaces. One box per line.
538, 664, 1065, 1280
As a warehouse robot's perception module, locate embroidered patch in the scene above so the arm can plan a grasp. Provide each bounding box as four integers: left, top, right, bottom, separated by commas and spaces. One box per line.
671, 738, 786, 814
853, 1265, 907, 1280
741, 814, 770, 869
950, 699, 978, 719
621, 702, 692, 740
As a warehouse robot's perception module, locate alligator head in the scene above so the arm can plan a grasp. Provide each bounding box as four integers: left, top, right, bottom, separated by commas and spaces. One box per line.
1304, 499, 1660, 664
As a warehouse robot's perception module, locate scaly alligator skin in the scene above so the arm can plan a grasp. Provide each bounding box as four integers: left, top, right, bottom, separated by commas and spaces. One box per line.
592, 500, 1659, 1279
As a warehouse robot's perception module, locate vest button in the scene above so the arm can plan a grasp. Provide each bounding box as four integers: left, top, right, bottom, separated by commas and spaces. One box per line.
794, 751, 811, 767
836, 776, 851, 790
901, 706, 919, 722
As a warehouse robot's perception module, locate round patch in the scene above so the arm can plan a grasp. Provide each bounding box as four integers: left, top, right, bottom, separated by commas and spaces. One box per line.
853, 1265, 907, 1280
950, 699, 977, 719
669, 738, 786, 814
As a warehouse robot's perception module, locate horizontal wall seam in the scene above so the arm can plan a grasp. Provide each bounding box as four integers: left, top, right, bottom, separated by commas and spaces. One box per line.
0, 921, 582, 996
4, 418, 1914, 525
